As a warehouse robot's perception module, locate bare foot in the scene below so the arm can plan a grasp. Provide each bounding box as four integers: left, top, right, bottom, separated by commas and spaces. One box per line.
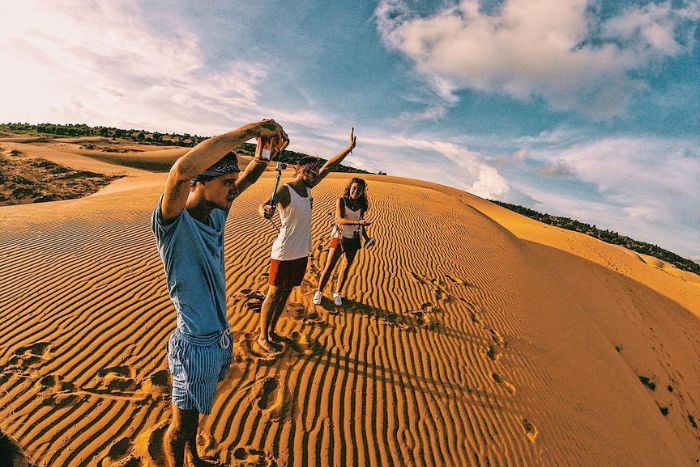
257, 336, 281, 355
189, 453, 225, 467
270, 331, 286, 343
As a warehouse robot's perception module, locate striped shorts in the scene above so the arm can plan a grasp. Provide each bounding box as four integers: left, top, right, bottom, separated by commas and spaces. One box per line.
167, 328, 232, 414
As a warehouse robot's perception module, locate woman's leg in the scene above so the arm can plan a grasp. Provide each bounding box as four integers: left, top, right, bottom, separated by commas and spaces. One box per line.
317, 246, 343, 293
335, 249, 358, 295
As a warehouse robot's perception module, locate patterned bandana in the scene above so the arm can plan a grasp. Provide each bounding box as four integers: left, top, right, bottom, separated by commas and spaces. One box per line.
192, 152, 240, 183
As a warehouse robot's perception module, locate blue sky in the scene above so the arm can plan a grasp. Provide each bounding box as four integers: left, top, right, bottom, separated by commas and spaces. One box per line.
0, 0, 698, 259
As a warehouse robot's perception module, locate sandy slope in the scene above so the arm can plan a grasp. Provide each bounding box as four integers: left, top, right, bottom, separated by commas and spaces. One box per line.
0, 141, 698, 466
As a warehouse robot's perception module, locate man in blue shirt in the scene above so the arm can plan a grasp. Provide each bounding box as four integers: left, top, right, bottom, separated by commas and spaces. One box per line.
152, 119, 287, 467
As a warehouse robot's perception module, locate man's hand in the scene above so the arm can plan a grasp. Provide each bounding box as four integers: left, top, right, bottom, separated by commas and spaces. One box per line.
254, 119, 288, 141
273, 134, 290, 160
259, 203, 276, 219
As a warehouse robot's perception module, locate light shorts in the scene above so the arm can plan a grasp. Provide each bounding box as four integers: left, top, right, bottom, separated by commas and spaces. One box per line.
167, 328, 232, 414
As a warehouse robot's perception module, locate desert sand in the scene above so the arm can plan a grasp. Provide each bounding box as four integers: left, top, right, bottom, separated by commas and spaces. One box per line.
0, 138, 698, 466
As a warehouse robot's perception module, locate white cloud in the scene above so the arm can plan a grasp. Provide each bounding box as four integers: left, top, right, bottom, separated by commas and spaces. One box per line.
0, 0, 269, 134
509, 135, 700, 257
375, 0, 699, 118
355, 132, 510, 198
538, 159, 577, 178
391, 104, 449, 125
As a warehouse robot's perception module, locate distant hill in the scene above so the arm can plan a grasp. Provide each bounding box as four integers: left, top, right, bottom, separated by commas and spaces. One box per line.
491, 200, 699, 275
0, 122, 372, 174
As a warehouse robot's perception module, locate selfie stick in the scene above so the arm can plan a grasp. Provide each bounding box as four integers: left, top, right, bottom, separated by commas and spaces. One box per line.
268, 161, 287, 231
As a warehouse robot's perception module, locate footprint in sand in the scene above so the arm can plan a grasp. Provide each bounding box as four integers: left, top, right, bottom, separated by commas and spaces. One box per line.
486, 344, 502, 362
286, 331, 322, 355
290, 304, 327, 327
521, 418, 539, 443
8, 341, 52, 368
491, 372, 517, 396
36, 373, 75, 393
254, 376, 288, 421
445, 274, 465, 285
379, 312, 411, 331
234, 332, 285, 365
467, 309, 484, 327
95, 365, 138, 392
409, 310, 440, 331
104, 436, 131, 464
488, 328, 507, 348
243, 291, 265, 313
445, 274, 478, 288
257, 377, 280, 411
257, 272, 270, 283
409, 271, 426, 284
140, 369, 170, 399
434, 286, 451, 303
232, 446, 278, 466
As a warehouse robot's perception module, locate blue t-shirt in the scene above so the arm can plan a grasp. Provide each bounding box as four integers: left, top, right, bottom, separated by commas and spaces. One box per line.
151, 195, 229, 336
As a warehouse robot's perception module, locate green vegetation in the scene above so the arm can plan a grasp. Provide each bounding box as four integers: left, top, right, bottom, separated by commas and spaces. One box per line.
490, 200, 700, 275
0, 122, 371, 174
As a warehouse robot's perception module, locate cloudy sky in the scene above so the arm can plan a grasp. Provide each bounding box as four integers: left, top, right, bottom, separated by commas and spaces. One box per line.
0, 0, 698, 259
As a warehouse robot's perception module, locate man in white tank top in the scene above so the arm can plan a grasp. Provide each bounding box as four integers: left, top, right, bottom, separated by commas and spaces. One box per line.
256, 128, 357, 354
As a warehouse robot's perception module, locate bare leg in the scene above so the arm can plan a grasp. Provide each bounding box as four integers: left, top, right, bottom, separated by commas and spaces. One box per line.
269, 287, 292, 341
335, 249, 358, 296
316, 246, 343, 293
164, 406, 199, 467
259, 286, 285, 352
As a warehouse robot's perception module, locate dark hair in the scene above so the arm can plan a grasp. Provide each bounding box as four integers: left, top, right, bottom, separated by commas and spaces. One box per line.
342, 177, 368, 211
190, 174, 215, 187
296, 156, 321, 174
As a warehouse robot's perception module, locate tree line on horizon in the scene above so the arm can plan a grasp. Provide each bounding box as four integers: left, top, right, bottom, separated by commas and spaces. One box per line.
0, 122, 372, 175
490, 200, 699, 275
6, 122, 693, 275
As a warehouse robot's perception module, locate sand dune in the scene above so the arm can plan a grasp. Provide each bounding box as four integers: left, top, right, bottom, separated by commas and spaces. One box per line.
0, 141, 698, 466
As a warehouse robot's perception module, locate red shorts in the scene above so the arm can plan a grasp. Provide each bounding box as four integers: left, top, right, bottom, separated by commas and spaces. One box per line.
330, 237, 342, 249
330, 235, 361, 253
269, 256, 308, 289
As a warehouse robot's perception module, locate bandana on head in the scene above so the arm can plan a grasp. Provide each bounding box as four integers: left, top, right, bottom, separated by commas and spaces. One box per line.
192, 152, 240, 183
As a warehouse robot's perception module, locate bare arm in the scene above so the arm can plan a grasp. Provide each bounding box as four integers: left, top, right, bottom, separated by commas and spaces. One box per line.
311, 128, 356, 188
360, 210, 371, 240
258, 184, 291, 219
160, 120, 285, 223
335, 197, 371, 226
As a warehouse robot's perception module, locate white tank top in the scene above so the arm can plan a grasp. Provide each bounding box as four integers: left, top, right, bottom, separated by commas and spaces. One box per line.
271, 184, 313, 260
331, 199, 362, 238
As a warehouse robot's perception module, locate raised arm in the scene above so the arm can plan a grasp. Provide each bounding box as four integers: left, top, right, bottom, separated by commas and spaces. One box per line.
161, 120, 285, 223
311, 128, 356, 187
235, 135, 289, 196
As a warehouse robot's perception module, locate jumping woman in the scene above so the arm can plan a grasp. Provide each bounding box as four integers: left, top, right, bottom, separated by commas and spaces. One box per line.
313, 177, 374, 307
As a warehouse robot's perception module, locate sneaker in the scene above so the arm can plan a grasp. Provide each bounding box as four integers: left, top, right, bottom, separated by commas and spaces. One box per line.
333, 293, 342, 306
313, 290, 322, 305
